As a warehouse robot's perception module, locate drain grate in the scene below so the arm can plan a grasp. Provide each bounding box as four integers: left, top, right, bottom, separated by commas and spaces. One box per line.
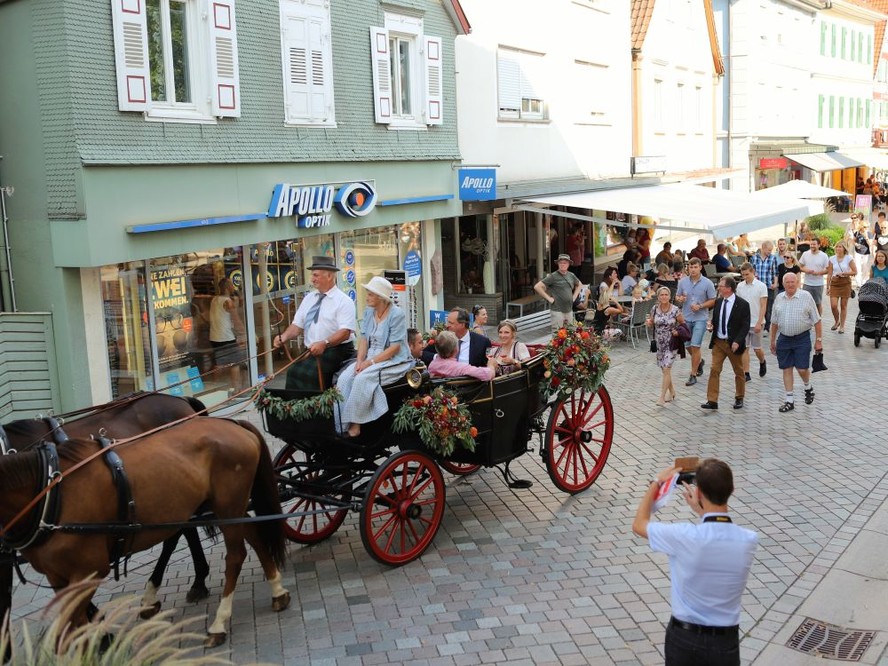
786, 617, 877, 662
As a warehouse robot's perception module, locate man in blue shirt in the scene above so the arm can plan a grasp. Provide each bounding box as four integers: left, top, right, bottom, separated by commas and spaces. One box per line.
713, 244, 733, 272
750, 240, 779, 330
633, 459, 759, 666
675, 258, 716, 386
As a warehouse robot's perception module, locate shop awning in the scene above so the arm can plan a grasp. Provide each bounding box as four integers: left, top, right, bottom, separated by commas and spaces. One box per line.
783, 151, 863, 172
833, 147, 888, 171
515, 184, 820, 240
751, 180, 849, 200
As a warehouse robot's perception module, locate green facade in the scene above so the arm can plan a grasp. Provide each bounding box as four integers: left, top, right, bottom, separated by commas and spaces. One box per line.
0, 0, 464, 409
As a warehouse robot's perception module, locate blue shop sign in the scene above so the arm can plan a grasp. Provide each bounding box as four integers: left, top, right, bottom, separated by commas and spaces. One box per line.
458, 168, 496, 201
403, 250, 422, 278
429, 310, 447, 328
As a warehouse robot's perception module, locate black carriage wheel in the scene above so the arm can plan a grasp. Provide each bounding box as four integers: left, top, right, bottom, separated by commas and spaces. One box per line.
359, 450, 445, 566
439, 460, 481, 476
273, 444, 350, 544
544, 386, 614, 494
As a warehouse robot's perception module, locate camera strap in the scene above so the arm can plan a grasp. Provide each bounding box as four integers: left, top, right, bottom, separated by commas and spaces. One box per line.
703, 515, 732, 523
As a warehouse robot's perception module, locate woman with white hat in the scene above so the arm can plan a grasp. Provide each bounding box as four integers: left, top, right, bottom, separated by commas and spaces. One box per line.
335, 275, 414, 438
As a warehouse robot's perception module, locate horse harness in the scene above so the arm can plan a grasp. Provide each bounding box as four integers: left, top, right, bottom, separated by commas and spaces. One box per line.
0, 418, 138, 581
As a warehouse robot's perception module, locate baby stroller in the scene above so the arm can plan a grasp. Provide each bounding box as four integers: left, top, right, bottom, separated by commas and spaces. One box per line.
854, 278, 888, 348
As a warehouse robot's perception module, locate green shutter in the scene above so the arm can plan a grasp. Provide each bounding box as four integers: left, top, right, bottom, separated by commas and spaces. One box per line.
867, 99, 872, 127
842, 27, 847, 59
868, 34, 873, 64
818, 94, 825, 128
829, 96, 835, 127
839, 97, 844, 128
832, 25, 836, 57
820, 23, 827, 56
851, 31, 857, 62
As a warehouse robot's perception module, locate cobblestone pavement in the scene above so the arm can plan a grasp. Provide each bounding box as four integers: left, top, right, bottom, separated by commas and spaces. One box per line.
10, 299, 888, 665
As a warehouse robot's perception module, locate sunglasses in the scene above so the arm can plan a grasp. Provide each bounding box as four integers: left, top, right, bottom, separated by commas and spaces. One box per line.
784, 256, 794, 260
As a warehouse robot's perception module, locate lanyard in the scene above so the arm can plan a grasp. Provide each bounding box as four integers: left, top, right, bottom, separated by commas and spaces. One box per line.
703, 515, 732, 523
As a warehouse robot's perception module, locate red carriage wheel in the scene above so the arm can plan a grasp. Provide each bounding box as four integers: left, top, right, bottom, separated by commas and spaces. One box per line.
273, 444, 351, 544
439, 460, 481, 476
359, 450, 446, 566
544, 386, 614, 494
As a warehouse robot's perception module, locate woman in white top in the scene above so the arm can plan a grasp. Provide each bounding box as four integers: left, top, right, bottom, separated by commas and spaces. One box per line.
209, 277, 243, 389
826, 241, 857, 334
492, 320, 531, 376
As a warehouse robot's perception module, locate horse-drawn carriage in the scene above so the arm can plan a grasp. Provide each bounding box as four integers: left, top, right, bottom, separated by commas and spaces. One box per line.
260, 342, 615, 567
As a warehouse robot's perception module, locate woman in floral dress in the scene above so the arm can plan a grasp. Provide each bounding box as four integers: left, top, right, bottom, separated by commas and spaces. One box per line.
646, 286, 685, 406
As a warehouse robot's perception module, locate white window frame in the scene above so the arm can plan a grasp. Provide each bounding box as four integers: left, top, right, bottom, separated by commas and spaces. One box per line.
369, 13, 442, 129
111, 0, 240, 123
279, 0, 335, 127
573, 60, 610, 126
496, 46, 548, 122
653, 78, 664, 133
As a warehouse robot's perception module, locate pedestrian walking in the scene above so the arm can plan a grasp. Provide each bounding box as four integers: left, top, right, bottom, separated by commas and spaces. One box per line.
534, 254, 581, 332
674, 258, 716, 386
701, 277, 750, 411
646, 286, 685, 407
769, 273, 823, 413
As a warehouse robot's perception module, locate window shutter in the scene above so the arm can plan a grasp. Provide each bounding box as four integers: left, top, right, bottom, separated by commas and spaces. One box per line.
497, 50, 521, 117
110, 0, 151, 112
370, 27, 392, 124
423, 36, 443, 125
207, 0, 240, 117
281, 1, 334, 124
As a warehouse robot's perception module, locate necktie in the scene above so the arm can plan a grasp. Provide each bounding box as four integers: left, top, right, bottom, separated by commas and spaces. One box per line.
720, 299, 728, 338
304, 293, 326, 334
458, 339, 464, 359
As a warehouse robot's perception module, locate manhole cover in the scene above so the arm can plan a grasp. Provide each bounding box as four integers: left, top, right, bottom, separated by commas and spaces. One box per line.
786, 617, 877, 662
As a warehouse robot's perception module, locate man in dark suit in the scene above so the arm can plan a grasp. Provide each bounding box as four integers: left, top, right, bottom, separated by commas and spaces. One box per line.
701, 277, 751, 410
422, 307, 491, 368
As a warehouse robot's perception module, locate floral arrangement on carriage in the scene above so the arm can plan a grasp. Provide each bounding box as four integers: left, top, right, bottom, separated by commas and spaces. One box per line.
539, 321, 610, 400
421, 321, 447, 345
252, 386, 343, 422
392, 388, 477, 457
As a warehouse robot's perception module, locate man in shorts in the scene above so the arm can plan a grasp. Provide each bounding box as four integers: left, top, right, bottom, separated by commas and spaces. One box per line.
799, 237, 829, 314
675, 258, 716, 386
769, 273, 823, 413
736, 262, 768, 380
535, 254, 581, 332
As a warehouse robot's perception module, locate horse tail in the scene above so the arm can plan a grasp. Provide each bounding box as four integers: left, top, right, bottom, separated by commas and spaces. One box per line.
236, 420, 287, 569
184, 396, 208, 415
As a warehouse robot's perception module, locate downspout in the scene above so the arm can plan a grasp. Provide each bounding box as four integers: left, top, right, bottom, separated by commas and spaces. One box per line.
0, 156, 15, 312
631, 48, 643, 156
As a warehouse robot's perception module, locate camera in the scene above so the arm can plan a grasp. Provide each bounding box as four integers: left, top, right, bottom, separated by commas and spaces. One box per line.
675, 456, 698, 485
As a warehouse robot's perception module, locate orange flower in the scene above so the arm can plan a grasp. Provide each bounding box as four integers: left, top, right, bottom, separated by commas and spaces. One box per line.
469, 426, 478, 437
558, 329, 567, 339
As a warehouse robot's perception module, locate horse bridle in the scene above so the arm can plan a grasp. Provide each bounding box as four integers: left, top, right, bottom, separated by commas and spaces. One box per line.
0, 441, 62, 552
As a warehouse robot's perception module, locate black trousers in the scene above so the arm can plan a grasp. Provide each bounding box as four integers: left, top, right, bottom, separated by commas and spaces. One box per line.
285, 342, 355, 392
665, 620, 740, 666
764, 287, 776, 329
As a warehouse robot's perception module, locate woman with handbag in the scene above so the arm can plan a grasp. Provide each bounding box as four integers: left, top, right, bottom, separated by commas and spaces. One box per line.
826, 242, 857, 334
646, 286, 686, 406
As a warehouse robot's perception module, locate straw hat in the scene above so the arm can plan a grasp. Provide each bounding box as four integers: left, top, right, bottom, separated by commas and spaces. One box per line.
362, 276, 393, 302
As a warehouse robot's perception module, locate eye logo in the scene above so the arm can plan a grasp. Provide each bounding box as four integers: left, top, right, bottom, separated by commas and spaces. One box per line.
334, 182, 377, 218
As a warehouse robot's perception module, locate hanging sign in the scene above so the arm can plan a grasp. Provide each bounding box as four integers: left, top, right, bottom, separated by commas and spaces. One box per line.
267, 181, 378, 228
458, 168, 497, 201
403, 250, 422, 278
759, 157, 789, 170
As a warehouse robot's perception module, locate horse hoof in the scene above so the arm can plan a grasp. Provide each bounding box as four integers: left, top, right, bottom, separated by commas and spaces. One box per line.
139, 602, 162, 620
204, 632, 227, 648
272, 591, 290, 613
186, 585, 210, 603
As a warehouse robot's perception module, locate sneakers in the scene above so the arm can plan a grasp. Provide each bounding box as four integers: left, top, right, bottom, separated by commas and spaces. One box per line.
700, 401, 719, 410
804, 387, 815, 404
696, 359, 705, 377
779, 401, 795, 413
733, 398, 744, 409
685, 375, 697, 387
759, 361, 767, 377
744, 372, 752, 382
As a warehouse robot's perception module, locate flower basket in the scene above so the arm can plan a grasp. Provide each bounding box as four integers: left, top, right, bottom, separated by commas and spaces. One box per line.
252, 386, 343, 423
539, 322, 610, 400
392, 388, 477, 458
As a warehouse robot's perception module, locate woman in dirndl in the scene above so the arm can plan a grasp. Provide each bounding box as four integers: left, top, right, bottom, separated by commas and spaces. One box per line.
826, 241, 856, 334
335, 276, 414, 437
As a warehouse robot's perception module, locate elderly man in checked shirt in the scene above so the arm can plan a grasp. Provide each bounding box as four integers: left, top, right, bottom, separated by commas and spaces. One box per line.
769, 272, 823, 413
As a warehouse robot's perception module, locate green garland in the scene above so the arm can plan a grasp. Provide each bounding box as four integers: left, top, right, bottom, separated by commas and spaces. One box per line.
252, 386, 343, 422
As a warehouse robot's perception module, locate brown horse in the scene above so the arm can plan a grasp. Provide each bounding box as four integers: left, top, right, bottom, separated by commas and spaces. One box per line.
0, 417, 290, 647
0, 392, 212, 615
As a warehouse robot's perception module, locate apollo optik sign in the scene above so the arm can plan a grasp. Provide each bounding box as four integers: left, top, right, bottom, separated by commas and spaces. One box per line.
458, 168, 496, 201
267, 181, 378, 228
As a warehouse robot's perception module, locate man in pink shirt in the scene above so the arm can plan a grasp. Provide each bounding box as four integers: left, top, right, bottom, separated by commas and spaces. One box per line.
428, 331, 496, 381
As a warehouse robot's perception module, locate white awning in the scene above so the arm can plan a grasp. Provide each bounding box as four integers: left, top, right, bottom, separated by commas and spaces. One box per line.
751, 180, 849, 200
834, 147, 888, 171
783, 151, 863, 172
516, 184, 820, 240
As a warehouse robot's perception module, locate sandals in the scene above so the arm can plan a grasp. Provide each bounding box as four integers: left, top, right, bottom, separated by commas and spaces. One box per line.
779, 402, 795, 413
804, 387, 815, 404
830, 323, 839, 331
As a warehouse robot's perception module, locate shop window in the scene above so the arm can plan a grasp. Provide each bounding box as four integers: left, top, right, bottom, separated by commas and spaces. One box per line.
111, 0, 240, 121
370, 14, 443, 127
497, 47, 547, 121
280, 0, 335, 126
